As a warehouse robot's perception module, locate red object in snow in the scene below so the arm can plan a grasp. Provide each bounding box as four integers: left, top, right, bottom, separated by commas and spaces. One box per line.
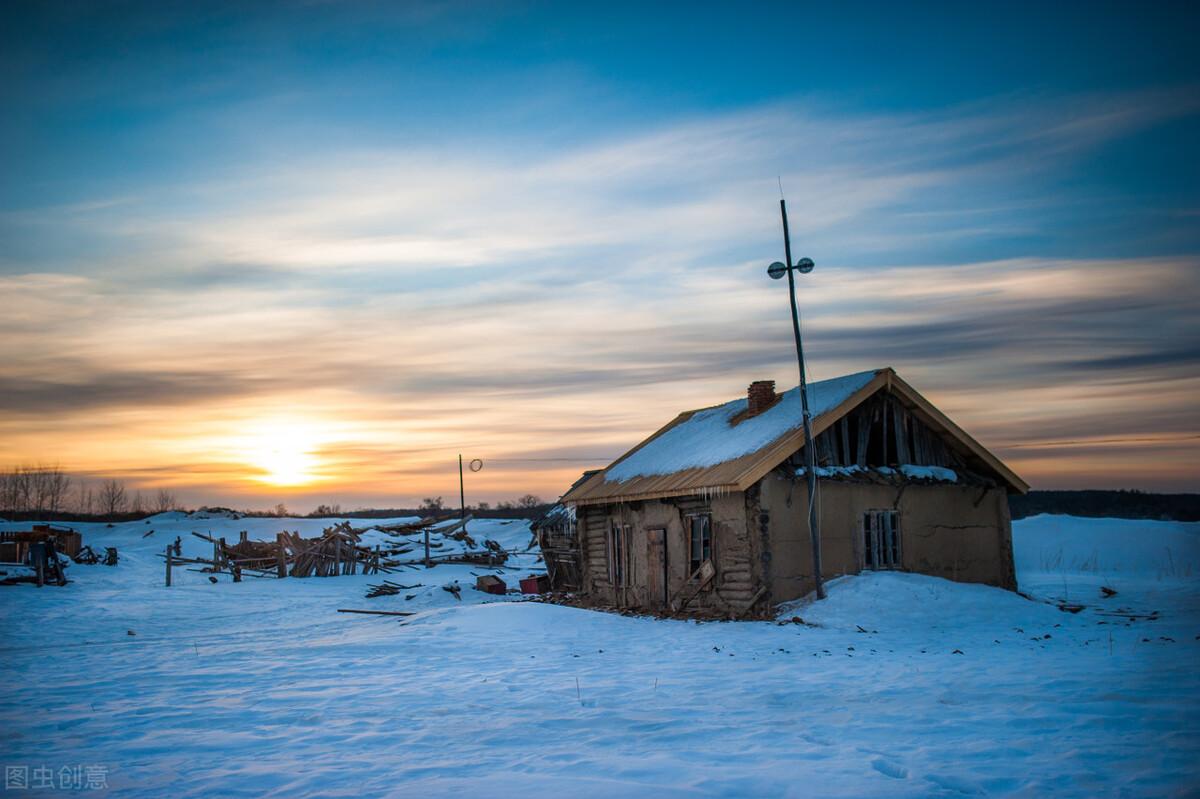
520, 575, 550, 594
475, 575, 506, 595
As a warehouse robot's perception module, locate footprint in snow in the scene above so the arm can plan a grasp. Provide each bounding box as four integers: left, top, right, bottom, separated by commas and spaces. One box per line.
925, 774, 984, 795
871, 758, 908, 779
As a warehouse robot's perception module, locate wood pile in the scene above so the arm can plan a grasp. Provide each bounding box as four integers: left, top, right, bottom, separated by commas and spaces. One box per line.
365, 580, 424, 598
279, 526, 383, 578
175, 525, 389, 581
1, 525, 83, 562
72, 545, 119, 565
163, 516, 514, 587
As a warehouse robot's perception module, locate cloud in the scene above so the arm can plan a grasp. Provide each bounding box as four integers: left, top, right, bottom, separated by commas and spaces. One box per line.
1, 89, 1197, 502
0, 370, 276, 415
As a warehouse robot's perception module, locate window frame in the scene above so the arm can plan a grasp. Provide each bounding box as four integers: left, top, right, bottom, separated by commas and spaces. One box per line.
862, 509, 902, 570
608, 521, 631, 587
687, 513, 712, 575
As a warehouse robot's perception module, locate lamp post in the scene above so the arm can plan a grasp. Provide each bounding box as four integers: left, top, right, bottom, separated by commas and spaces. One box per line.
768, 198, 825, 600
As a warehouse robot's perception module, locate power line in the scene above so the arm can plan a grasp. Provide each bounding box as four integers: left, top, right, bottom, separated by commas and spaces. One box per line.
1006, 434, 1200, 449
481, 457, 619, 463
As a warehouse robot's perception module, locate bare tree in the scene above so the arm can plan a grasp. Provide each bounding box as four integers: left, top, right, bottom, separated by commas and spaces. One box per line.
36, 466, 72, 515
0, 464, 71, 514
421, 496, 445, 512
517, 494, 544, 509
0, 467, 22, 512
99, 479, 129, 515
0, 465, 32, 512
273, 503, 288, 517
75, 481, 96, 515
153, 488, 177, 514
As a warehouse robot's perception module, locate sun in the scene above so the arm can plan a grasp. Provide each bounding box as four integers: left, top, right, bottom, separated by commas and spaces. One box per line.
243, 420, 326, 486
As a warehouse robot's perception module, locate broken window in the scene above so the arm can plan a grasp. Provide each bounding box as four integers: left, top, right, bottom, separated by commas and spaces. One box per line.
608, 522, 630, 587
862, 510, 901, 570
688, 514, 712, 574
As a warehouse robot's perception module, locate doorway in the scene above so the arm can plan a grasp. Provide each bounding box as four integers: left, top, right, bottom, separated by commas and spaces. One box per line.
647, 528, 668, 607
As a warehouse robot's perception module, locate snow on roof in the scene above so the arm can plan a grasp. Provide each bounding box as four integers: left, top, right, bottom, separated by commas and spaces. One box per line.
604, 370, 880, 483
532, 502, 576, 532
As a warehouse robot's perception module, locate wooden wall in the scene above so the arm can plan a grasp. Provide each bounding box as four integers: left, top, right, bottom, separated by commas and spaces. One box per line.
577, 493, 765, 616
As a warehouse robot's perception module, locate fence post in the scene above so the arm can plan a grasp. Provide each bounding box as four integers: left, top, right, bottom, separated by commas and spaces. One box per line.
165, 544, 172, 587
32, 542, 45, 588
276, 533, 287, 578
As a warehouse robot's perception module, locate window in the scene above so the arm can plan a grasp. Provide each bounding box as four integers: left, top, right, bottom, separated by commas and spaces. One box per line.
608, 522, 630, 587
863, 510, 901, 569
688, 514, 712, 575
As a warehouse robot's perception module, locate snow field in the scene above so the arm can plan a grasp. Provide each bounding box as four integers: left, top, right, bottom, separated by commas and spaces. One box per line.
0, 513, 1197, 797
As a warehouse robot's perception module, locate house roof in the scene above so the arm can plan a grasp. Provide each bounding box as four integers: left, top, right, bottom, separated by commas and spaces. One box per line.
563, 368, 1028, 506
531, 470, 598, 532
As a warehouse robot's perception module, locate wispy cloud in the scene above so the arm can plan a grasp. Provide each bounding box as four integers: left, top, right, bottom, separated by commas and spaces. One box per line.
2, 88, 1197, 504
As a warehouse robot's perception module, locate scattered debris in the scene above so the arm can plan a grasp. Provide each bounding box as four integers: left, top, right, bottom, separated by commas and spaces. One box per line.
365, 580, 424, 598
476, 575, 507, 595
164, 516, 518, 587
2, 525, 82, 561
1101, 586, 1118, 598
0, 533, 71, 587
442, 581, 462, 600
73, 546, 100, 564
71, 546, 119, 566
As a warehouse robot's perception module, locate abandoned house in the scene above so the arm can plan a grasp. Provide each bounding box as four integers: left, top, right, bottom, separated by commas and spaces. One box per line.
560, 368, 1028, 617
531, 470, 597, 591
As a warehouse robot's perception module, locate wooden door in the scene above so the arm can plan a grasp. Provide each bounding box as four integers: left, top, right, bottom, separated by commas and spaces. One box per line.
647, 528, 668, 608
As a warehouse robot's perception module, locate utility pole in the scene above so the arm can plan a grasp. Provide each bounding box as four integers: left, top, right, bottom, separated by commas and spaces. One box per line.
768, 198, 825, 600
458, 453, 466, 524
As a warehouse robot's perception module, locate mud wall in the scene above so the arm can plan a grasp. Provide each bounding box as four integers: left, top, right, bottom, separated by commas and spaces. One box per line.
758, 472, 1014, 602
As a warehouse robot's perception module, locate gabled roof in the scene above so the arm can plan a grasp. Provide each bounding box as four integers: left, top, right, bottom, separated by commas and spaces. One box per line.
563, 368, 1028, 506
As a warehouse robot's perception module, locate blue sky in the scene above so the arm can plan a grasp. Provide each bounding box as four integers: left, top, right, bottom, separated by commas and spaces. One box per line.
1, 1, 1197, 506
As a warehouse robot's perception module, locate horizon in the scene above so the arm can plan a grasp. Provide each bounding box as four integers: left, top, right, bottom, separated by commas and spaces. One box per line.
2, 2, 1198, 511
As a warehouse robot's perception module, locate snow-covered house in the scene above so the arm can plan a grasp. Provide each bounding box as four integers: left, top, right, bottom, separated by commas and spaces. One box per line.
561, 368, 1028, 617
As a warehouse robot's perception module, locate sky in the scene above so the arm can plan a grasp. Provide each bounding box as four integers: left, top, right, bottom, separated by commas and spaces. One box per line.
1, 0, 1198, 510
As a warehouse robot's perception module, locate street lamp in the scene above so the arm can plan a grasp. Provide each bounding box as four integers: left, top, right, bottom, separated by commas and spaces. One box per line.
767, 198, 826, 600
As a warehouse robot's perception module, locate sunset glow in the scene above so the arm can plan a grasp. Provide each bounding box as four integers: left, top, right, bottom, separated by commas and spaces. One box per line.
0, 4, 1196, 511
238, 421, 328, 487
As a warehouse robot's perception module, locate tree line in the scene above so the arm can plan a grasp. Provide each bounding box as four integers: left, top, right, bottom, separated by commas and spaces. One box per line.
0, 465, 178, 517
1, 465, 555, 521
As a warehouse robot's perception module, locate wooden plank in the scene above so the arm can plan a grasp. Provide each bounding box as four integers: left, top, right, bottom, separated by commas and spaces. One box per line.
670, 559, 716, 612
336, 609, 415, 617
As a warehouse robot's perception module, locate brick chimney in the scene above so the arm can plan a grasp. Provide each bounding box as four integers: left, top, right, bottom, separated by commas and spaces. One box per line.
747, 380, 777, 416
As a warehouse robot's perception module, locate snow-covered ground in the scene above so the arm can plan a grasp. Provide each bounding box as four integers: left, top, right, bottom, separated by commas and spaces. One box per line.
1, 513, 1197, 797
